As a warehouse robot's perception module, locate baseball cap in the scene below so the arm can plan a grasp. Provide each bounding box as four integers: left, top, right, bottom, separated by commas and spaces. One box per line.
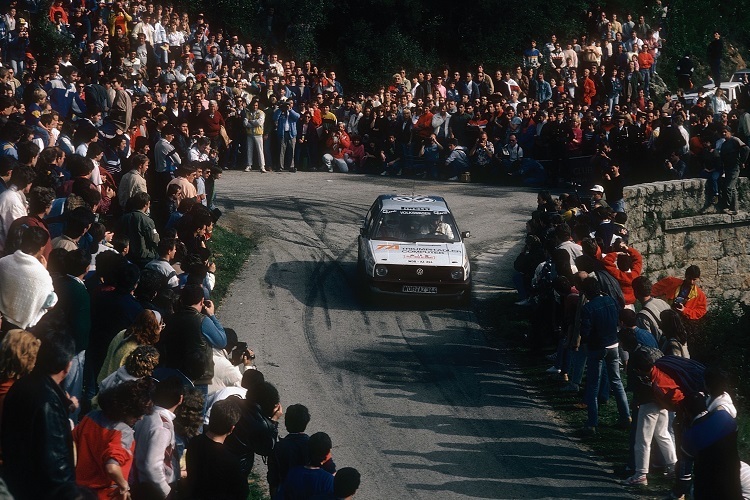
590, 185, 605, 193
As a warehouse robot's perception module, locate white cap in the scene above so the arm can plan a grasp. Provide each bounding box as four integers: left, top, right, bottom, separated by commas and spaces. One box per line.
590, 185, 605, 193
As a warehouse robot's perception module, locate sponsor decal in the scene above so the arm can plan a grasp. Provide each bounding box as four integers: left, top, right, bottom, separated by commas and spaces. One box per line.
376, 244, 400, 250
403, 254, 436, 260
390, 196, 436, 203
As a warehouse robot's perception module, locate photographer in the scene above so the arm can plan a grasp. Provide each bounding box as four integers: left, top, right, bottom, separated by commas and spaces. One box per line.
157, 284, 227, 397
208, 327, 256, 395
272, 97, 300, 172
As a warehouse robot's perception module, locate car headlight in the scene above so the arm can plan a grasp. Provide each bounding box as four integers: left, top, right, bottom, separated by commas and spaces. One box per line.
375, 265, 388, 277
451, 269, 464, 280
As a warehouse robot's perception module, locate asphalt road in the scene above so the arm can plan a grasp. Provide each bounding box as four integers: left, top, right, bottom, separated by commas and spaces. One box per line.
216, 171, 630, 499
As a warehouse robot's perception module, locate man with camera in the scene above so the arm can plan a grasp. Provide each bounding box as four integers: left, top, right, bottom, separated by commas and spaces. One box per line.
208, 327, 256, 395
273, 97, 300, 172
158, 284, 228, 396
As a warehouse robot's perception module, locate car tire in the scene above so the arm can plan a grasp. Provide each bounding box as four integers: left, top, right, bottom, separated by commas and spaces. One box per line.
456, 280, 472, 308
356, 253, 372, 304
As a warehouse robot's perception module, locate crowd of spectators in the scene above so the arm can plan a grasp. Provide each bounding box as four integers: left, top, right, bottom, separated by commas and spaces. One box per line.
0, 0, 746, 498
0, 1, 368, 496
512, 187, 750, 498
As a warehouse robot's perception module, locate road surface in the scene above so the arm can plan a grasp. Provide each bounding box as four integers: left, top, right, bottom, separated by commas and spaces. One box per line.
216, 171, 629, 499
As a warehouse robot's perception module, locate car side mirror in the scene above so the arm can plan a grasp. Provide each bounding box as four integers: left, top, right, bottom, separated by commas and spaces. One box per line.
461, 231, 471, 239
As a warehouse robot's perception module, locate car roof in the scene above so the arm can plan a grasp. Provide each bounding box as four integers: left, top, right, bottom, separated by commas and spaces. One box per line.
378, 194, 449, 211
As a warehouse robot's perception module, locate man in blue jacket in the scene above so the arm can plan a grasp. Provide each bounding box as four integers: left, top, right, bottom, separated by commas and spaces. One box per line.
580, 276, 631, 434
273, 97, 300, 172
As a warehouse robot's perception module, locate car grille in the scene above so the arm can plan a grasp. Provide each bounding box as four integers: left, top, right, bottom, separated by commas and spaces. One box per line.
375, 264, 462, 282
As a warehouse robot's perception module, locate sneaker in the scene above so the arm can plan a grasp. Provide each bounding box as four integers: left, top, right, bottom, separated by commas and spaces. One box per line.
546, 366, 561, 374
260, 167, 267, 173
396, 169, 402, 176
328, 167, 334, 173
380, 171, 388, 176
290, 167, 297, 173
447, 176, 459, 181
244, 166, 252, 172
622, 474, 647, 486
712, 195, 719, 205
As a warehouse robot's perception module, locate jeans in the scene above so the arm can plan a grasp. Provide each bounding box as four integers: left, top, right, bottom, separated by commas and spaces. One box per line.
723, 165, 741, 211
322, 154, 348, 173
640, 69, 651, 97
634, 402, 677, 475
62, 351, 86, 423
585, 346, 630, 427
567, 344, 588, 387
279, 132, 296, 170
245, 135, 265, 168
607, 95, 620, 114
700, 169, 721, 199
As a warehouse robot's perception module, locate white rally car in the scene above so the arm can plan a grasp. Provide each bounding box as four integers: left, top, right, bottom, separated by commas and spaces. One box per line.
357, 194, 471, 300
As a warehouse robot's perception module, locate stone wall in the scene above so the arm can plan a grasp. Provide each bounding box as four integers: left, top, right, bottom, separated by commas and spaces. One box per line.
623, 177, 750, 305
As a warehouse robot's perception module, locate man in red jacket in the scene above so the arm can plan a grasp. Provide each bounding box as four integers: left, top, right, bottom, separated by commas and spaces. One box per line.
651, 265, 707, 321
600, 240, 643, 308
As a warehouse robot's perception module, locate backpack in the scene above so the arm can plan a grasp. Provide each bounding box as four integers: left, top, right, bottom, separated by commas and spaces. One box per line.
654, 355, 706, 398
593, 269, 626, 310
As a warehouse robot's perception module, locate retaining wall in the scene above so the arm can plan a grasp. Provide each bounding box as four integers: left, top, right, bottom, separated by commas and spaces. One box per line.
623, 177, 750, 305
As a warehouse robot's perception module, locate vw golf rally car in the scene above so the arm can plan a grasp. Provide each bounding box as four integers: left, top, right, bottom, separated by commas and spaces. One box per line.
357, 194, 471, 300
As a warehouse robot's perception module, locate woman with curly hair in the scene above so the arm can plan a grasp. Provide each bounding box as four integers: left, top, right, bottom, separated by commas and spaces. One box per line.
174, 387, 206, 475
73, 378, 153, 499
97, 309, 163, 385
0, 329, 41, 457
98, 345, 160, 395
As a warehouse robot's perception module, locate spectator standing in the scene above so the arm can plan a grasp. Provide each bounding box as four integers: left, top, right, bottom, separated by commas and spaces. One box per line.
0, 227, 57, 331
633, 276, 672, 344
1, 331, 78, 499
73, 379, 153, 499
244, 99, 267, 172
0, 164, 34, 253
132, 376, 185, 499
273, 98, 300, 172
185, 398, 249, 499
579, 277, 631, 434
717, 126, 749, 215
118, 192, 160, 267
278, 432, 335, 500
157, 284, 227, 396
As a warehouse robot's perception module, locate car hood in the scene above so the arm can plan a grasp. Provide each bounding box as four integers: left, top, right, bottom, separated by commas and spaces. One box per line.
370, 241, 464, 266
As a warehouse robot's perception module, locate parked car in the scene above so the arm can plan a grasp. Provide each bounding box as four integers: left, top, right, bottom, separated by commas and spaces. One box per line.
357, 194, 471, 301
679, 80, 745, 107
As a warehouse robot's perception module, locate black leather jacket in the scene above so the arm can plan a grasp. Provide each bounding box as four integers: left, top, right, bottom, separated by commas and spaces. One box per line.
1, 370, 78, 499
225, 400, 278, 476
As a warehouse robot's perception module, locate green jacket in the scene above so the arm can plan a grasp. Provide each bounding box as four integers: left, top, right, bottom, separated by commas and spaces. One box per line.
119, 210, 159, 267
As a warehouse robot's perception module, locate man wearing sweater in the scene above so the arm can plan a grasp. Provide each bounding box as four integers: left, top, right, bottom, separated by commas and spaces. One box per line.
133, 377, 184, 498
580, 277, 630, 434
0, 226, 57, 331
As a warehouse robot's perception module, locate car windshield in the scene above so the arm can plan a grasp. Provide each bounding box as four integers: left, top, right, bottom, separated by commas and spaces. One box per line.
373, 210, 459, 242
